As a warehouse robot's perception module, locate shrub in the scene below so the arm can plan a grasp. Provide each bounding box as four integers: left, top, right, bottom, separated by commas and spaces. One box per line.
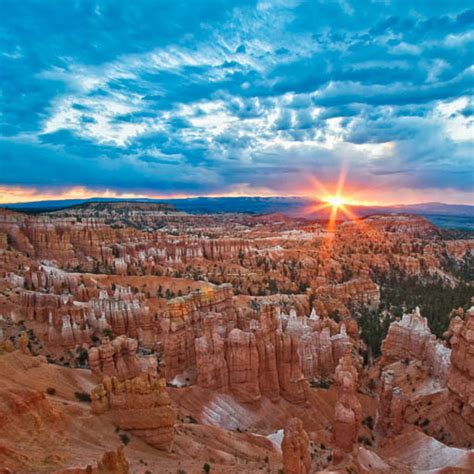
420, 418, 430, 427
46, 387, 56, 395
119, 433, 130, 445
76, 347, 89, 366
363, 415, 374, 430
358, 436, 373, 446
74, 391, 91, 402
310, 378, 332, 389
203, 463, 211, 473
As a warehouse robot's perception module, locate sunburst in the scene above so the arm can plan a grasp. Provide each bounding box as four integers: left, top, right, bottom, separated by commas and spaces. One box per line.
324, 194, 345, 209
304, 164, 361, 233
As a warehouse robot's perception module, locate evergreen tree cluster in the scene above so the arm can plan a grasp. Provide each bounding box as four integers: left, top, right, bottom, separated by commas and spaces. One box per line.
379, 275, 473, 337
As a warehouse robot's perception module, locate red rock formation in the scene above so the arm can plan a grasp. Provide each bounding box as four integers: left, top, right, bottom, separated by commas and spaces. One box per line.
255, 304, 281, 402
0, 386, 66, 472
92, 448, 129, 474
91, 373, 176, 451
226, 328, 261, 402
381, 308, 451, 382
376, 369, 407, 438
359, 214, 442, 238
24, 264, 79, 294
447, 306, 474, 427
275, 332, 308, 404
162, 297, 197, 382
17, 331, 30, 355
389, 387, 407, 436
317, 327, 336, 376
298, 322, 352, 380
316, 277, 380, 311
195, 313, 228, 390
202, 238, 250, 261
298, 331, 320, 380
88, 291, 154, 347
53, 447, 130, 474
189, 301, 311, 404
193, 302, 309, 404
161, 284, 237, 381
281, 417, 311, 474
88, 335, 142, 381
332, 347, 362, 461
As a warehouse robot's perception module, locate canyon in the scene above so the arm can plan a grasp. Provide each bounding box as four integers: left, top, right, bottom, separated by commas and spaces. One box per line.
0, 203, 472, 473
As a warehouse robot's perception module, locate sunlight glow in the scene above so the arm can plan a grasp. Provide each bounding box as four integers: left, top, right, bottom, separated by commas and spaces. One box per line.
324, 195, 345, 209
302, 162, 366, 238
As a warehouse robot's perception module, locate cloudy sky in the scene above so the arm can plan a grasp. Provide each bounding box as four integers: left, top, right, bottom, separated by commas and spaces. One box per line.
1, 0, 473, 204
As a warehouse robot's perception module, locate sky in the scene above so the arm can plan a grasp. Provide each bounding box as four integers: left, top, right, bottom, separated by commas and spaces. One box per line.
0, 0, 473, 205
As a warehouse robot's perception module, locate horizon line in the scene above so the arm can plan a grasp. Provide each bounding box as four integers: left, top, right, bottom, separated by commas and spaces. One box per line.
1, 193, 473, 208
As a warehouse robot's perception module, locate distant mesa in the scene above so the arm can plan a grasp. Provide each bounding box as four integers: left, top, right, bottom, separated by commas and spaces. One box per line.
64, 201, 176, 213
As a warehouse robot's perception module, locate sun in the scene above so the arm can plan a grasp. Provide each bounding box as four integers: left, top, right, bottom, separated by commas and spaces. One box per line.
325, 195, 345, 209
302, 164, 363, 233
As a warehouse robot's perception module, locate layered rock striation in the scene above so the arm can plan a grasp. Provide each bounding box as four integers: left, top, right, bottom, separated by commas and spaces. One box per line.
193, 303, 309, 404
332, 347, 362, 461
161, 284, 237, 381
281, 417, 311, 474
91, 373, 176, 451
447, 306, 474, 427
88, 335, 143, 381
54, 447, 130, 474
381, 308, 451, 382
376, 369, 407, 439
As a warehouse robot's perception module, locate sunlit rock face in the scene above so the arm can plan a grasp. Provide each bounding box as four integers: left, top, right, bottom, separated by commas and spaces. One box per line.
381, 308, 451, 382
447, 307, 474, 427
91, 373, 176, 451
282, 417, 311, 474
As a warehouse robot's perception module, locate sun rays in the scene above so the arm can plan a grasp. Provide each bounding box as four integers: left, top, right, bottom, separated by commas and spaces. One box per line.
303, 164, 363, 234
